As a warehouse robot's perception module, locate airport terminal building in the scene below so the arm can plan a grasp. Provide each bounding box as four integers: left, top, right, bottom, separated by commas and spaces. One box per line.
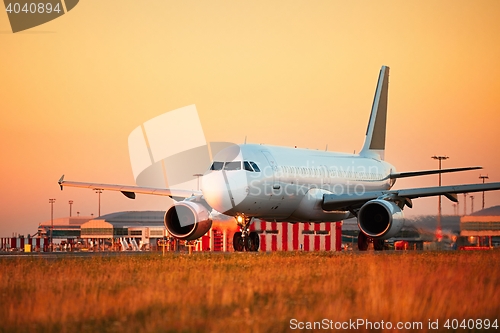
80, 211, 166, 250
2, 211, 343, 252
460, 205, 500, 248
1, 212, 166, 252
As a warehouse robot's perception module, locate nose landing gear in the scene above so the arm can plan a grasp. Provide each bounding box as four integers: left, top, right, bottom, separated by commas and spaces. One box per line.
233, 216, 260, 252
233, 232, 245, 251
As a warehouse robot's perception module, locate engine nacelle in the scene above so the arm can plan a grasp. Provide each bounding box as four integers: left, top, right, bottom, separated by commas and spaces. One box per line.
358, 199, 405, 239
164, 201, 212, 241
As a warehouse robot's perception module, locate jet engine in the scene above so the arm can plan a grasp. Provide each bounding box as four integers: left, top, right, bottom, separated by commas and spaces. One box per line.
164, 201, 212, 241
357, 199, 405, 239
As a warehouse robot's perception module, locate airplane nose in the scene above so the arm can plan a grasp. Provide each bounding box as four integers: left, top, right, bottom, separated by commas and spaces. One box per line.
201, 170, 249, 214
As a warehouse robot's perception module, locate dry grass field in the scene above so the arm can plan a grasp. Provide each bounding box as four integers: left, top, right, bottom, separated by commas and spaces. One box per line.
1, 250, 499, 333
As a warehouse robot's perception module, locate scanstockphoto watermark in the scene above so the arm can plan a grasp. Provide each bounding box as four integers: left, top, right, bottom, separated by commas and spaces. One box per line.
243, 162, 389, 197
289, 318, 424, 330
289, 318, 500, 331
257, 161, 388, 182
247, 180, 367, 198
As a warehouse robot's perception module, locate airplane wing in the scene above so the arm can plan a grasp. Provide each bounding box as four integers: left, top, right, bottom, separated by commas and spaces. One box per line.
388, 166, 482, 179
322, 181, 500, 211
58, 175, 201, 200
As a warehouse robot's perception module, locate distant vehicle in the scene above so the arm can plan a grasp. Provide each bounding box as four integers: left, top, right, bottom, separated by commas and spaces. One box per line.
59, 66, 500, 251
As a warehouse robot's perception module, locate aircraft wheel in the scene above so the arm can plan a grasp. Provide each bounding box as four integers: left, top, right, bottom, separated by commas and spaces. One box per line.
245, 232, 260, 252
251, 232, 260, 251
233, 232, 245, 252
373, 239, 384, 251
358, 231, 369, 251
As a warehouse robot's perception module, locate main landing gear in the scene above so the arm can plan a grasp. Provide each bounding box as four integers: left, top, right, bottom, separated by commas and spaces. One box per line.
358, 231, 369, 251
233, 216, 259, 252
357, 231, 384, 251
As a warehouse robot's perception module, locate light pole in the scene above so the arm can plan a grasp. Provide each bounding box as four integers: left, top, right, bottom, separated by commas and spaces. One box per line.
431, 155, 448, 240
94, 189, 102, 216
470, 195, 475, 214
69, 200, 73, 217
479, 175, 489, 210
49, 198, 56, 252
463, 193, 468, 216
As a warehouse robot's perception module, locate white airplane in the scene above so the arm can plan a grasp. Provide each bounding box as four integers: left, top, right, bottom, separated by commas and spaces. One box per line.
59, 66, 500, 251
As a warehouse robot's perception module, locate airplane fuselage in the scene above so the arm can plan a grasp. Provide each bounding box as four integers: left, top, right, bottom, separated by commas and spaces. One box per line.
202, 144, 395, 222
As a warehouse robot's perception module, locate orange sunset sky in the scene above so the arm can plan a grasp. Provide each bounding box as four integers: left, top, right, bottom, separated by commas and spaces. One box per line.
1, 1, 500, 236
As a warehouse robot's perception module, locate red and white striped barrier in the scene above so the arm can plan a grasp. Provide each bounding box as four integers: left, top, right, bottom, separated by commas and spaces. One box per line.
196, 221, 342, 252
250, 221, 342, 252
0, 237, 49, 251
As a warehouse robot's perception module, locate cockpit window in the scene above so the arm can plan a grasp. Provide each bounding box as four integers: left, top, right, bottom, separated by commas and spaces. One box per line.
250, 161, 261, 172
210, 161, 224, 171
224, 161, 242, 171
210, 161, 257, 172
243, 161, 254, 172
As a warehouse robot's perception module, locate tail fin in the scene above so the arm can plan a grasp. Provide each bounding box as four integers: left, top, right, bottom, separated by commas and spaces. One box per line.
359, 66, 389, 160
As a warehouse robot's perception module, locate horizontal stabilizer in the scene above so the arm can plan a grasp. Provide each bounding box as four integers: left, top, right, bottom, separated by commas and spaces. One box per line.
389, 166, 482, 179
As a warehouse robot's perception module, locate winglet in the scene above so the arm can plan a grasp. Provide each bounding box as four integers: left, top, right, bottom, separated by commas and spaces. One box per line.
359, 66, 389, 160
58, 175, 65, 190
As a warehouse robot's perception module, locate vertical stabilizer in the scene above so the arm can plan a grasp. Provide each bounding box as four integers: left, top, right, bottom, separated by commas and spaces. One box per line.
359, 66, 389, 160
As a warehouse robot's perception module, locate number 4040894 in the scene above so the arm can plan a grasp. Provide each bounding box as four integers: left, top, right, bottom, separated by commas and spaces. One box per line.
5, 2, 61, 14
